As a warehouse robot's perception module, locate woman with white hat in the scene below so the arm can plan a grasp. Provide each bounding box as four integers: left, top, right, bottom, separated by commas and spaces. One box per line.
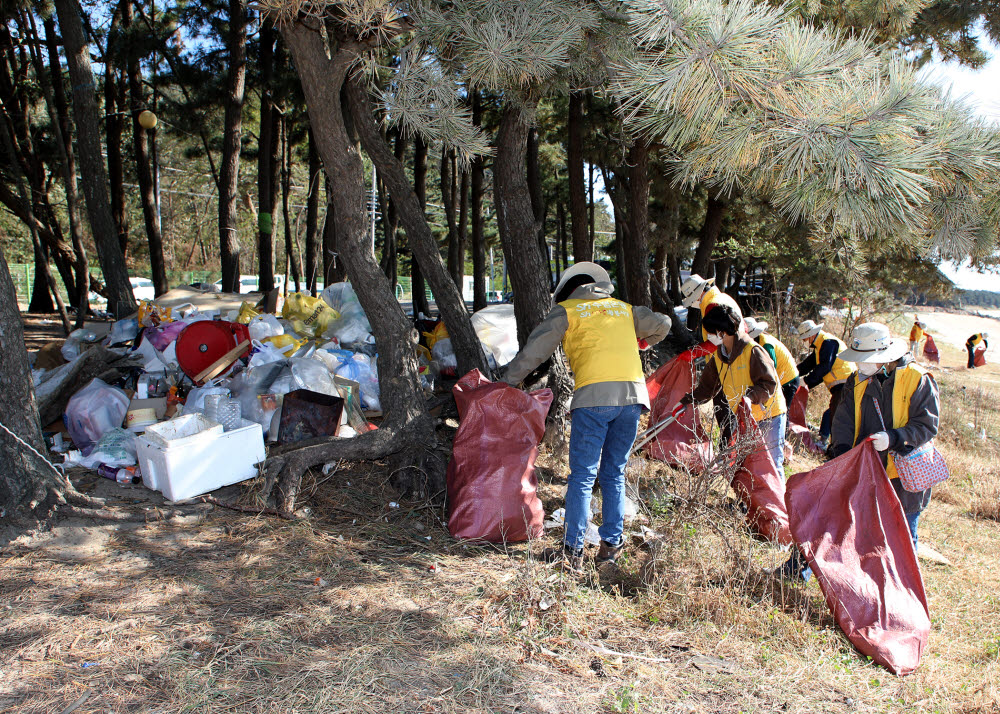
794, 319, 857, 450
831, 322, 940, 548
503, 262, 672, 572
745, 317, 800, 407
680, 274, 741, 341
966, 331, 990, 369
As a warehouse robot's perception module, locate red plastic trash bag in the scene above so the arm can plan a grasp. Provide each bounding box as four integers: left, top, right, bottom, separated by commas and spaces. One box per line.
728, 399, 791, 544
447, 370, 552, 543
922, 334, 939, 364
975, 346, 987, 367
643, 356, 713, 468
787, 384, 823, 454
785, 441, 930, 676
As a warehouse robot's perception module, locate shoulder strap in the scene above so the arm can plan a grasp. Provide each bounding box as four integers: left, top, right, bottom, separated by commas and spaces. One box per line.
871, 396, 887, 431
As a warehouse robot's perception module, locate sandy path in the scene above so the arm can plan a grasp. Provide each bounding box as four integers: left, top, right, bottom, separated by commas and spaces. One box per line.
909, 307, 998, 357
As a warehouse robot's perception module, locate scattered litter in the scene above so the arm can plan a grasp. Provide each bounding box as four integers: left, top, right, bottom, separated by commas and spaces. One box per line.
314, 577, 329, 587
388, 502, 400, 509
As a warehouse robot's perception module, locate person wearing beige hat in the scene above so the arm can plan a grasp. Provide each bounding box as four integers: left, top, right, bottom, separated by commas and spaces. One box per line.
680, 274, 742, 341
832, 322, 940, 549
794, 319, 857, 449
745, 317, 800, 407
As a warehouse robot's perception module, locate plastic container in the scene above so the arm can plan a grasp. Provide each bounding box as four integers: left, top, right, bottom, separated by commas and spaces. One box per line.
216, 398, 242, 432
136, 414, 265, 501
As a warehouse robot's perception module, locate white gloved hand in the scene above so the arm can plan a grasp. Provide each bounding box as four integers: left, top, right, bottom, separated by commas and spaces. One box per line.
870, 431, 890, 452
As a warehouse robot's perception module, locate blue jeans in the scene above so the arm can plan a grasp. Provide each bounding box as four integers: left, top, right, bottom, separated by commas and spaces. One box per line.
906, 510, 920, 550
758, 413, 787, 478
564, 404, 642, 553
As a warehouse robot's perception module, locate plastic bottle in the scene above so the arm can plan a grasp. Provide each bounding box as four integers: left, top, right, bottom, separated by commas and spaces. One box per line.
97, 464, 141, 484
216, 398, 243, 432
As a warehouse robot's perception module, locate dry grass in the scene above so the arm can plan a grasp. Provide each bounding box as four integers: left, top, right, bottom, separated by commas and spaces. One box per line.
5, 319, 1000, 713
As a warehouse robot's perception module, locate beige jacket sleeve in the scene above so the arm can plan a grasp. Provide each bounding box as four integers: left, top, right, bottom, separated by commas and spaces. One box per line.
502, 305, 568, 385
633, 307, 672, 346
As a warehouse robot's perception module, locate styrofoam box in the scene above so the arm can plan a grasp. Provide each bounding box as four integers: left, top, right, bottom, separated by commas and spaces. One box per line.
137, 414, 266, 502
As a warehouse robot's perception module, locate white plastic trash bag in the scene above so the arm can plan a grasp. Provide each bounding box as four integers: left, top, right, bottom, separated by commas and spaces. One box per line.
471, 304, 519, 367
64, 427, 137, 469
321, 282, 373, 344
247, 314, 284, 341
64, 378, 130, 455
431, 338, 458, 370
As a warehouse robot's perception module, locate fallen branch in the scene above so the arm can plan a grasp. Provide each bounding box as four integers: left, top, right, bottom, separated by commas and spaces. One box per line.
199, 495, 295, 520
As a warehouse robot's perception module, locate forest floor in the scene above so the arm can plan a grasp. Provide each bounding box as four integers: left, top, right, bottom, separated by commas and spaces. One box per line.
2, 313, 1000, 713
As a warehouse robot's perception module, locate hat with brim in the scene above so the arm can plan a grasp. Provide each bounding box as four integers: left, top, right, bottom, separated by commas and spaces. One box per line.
839, 322, 910, 364
744, 317, 768, 339
796, 320, 823, 339
553, 261, 611, 298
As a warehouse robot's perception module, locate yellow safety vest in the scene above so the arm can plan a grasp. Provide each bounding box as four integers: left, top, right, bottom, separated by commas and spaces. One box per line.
969, 333, 985, 347
699, 286, 741, 341
712, 341, 786, 422
813, 331, 856, 387
560, 298, 644, 389
757, 333, 799, 386
909, 325, 924, 342
852, 363, 927, 481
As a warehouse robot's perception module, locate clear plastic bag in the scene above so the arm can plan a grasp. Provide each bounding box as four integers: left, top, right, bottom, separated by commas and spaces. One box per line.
64, 378, 130, 455
320, 282, 372, 344
471, 304, 519, 367
64, 427, 137, 469
431, 338, 458, 370
248, 314, 284, 341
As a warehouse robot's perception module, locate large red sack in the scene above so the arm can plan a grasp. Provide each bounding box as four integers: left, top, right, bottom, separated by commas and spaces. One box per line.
975, 346, 987, 367
922, 334, 939, 364
447, 370, 552, 543
785, 441, 930, 676
728, 399, 791, 544
644, 355, 713, 468
787, 384, 823, 454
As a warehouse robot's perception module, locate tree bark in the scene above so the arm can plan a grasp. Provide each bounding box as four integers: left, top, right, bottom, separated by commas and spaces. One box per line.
470, 94, 487, 312
442, 146, 460, 287
526, 126, 548, 287
40, 16, 89, 327
378, 130, 405, 289
567, 90, 590, 263
457, 165, 469, 285
278, 19, 434, 509
104, 3, 128, 258
218, 0, 246, 293
410, 136, 431, 317
321, 174, 345, 285
345, 76, 487, 375
494, 102, 552, 347
690, 195, 728, 278
305, 128, 321, 294
256, 20, 277, 293
588, 160, 595, 258
29, 242, 54, 313
125, 0, 167, 295
281, 119, 301, 293
53, 0, 135, 317
624, 140, 651, 308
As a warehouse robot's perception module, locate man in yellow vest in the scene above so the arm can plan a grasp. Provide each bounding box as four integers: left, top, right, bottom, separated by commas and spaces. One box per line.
745, 317, 800, 407
503, 262, 672, 572
795, 319, 857, 450
832, 322, 940, 548
909, 319, 925, 357
681, 303, 787, 475
966, 331, 989, 369
680, 274, 742, 341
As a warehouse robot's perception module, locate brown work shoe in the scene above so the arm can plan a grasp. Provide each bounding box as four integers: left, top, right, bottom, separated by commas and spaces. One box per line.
540, 546, 584, 573
595, 540, 624, 565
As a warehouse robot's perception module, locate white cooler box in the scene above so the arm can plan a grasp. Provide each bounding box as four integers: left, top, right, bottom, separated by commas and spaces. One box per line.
137, 413, 266, 502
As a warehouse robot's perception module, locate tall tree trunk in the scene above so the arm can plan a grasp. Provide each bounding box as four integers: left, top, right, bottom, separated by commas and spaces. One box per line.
494, 102, 551, 347
442, 146, 461, 287
411, 136, 431, 317
457, 167, 469, 287
526, 127, 547, 287
218, 0, 246, 293
653, 243, 668, 291
321, 175, 345, 285
379, 131, 405, 289
690, 195, 727, 278
345, 76, 487, 375
305, 128, 320, 294
53, 0, 135, 317
41, 16, 89, 327
624, 140, 651, 308
103, 4, 128, 259
257, 21, 277, 293
614, 219, 629, 304
588, 161, 595, 258
125, 0, 167, 295
567, 90, 590, 263
281, 119, 301, 293
470, 95, 487, 312
276, 20, 434, 508
668, 252, 682, 303
29, 243, 54, 313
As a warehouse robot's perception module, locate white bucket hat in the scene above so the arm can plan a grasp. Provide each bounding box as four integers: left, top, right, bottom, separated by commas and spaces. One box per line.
796, 319, 823, 340
680, 274, 714, 307
982, 330, 990, 339
744, 316, 768, 339
839, 322, 909, 364
552, 261, 611, 300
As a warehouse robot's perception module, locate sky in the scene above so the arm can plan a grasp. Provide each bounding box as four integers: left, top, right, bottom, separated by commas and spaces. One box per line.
919, 30, 1000, 291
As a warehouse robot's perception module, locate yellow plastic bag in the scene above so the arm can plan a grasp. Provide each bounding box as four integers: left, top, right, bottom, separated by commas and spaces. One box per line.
424, 322, 449, 349
235, 301, 260, 324
137, 300, 173, 327
263, 334, 308, 356
282, 293, 339, 337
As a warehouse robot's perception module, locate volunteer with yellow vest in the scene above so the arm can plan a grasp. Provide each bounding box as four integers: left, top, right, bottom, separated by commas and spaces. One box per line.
966, 331, 989, 369
745, 317, 800, 407
504, 262, 672, 571
831, 322, 940, 549
795, 319, 857, 450
680, 273, 742, 341
681, 303, 788, 475
909, 319, 925, 357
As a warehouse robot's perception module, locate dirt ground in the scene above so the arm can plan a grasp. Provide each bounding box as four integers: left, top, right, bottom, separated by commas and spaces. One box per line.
3, 311, 1000, 713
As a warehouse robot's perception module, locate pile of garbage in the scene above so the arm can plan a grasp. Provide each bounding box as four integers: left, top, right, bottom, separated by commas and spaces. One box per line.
29, 283, 519, 504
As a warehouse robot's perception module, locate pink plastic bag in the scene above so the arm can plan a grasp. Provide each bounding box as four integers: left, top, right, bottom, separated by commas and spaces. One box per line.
728, 399, 791, 544
644, 356, 713, 469
785, 441, 930, 675
447, 370, 552, 543
787, 384, 823, 454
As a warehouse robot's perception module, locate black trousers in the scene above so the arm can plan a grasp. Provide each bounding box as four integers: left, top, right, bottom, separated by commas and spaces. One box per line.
968, 343, 976, 369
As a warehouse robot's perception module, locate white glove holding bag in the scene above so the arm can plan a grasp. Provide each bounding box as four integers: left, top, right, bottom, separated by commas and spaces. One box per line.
870, 431, 890, 452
